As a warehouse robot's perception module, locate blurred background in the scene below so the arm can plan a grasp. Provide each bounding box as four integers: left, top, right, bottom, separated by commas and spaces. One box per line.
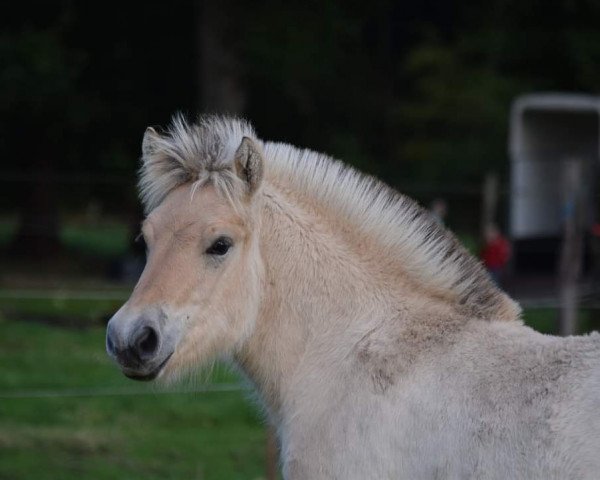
2, 1, 600, 478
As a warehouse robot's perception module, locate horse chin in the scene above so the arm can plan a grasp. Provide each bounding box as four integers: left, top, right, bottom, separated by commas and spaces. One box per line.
123, 352, 173, 382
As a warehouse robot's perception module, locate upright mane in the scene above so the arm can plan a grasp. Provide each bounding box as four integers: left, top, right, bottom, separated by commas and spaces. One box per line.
140, 115, 521, 322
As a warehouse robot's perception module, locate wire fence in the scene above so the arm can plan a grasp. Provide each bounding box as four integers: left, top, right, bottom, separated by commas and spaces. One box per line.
1, 279, 597, 479
0, 383, 247, 400
1, 156, 597, 480
2, 168, 599, 380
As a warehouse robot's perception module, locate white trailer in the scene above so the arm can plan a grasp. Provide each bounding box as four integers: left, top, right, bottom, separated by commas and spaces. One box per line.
509, 93, 600, 272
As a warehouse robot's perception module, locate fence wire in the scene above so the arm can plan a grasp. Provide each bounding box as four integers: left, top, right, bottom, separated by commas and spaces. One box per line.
0, 383, 247, 400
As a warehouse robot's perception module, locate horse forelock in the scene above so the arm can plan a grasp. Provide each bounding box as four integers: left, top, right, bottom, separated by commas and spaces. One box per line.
139, 114, 257, 214
138, 114, 521, 322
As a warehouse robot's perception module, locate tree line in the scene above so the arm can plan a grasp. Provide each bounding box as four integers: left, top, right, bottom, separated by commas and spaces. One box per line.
2, 0, 599, 257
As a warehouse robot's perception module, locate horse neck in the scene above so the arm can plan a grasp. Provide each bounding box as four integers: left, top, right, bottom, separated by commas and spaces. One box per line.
234, 183, 459, 421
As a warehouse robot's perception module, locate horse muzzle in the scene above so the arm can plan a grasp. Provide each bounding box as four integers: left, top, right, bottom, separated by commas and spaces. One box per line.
106, 309, 174, 381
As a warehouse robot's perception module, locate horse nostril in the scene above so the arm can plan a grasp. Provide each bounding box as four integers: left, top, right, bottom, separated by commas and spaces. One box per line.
106, 330, 116, 356
134, 326, 159, 359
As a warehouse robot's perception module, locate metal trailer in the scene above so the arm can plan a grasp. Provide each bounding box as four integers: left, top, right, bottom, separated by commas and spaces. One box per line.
509, 93, 600, 273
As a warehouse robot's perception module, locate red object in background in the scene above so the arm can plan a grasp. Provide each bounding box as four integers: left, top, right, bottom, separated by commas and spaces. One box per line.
592, 223, 600, 237
481, 236, 510, 269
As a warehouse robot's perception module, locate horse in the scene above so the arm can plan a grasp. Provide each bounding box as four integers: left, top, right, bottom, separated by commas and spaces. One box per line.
106, 115, 600, 479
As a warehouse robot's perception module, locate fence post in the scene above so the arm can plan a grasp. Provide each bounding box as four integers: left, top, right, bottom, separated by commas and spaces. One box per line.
558, 159, 584, 336
481, 172, 499, 237
265, 426, 278, 480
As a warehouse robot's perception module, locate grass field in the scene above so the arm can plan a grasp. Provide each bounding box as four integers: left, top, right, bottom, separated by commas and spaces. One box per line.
0, 302, 270, 480
1, 285, 599, 479
0, 220, 474, 479
0, 219, 130, 258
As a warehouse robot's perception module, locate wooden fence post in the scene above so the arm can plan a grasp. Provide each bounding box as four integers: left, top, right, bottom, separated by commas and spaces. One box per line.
265, 426, 278, 480
481, 172, 499, 237
558, 159, 584, 336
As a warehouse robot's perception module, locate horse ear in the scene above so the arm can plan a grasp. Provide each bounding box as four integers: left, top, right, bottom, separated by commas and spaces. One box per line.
142, 127, 161, 159
234, 137, 264, 196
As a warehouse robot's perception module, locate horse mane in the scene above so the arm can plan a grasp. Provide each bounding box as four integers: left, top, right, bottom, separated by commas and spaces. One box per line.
140, 115, 521, 322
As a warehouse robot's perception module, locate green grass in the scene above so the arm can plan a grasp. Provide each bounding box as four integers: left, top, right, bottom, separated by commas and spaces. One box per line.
457, 233, 479, 256
0, 292, 128, 327
0, 317, 269, 480
0, 220, 16, 247
0, 218, 130, 258
1, 292, 599, 480
522, 308, 600, 335
0, 290, 127, 327
61, 223, 130, 258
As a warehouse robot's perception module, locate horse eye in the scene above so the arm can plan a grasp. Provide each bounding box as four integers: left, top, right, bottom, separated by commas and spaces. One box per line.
206, 237, 232, 256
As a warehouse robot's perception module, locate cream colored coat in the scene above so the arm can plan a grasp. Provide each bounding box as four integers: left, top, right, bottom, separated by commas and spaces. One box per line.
107, 116, 600, 479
